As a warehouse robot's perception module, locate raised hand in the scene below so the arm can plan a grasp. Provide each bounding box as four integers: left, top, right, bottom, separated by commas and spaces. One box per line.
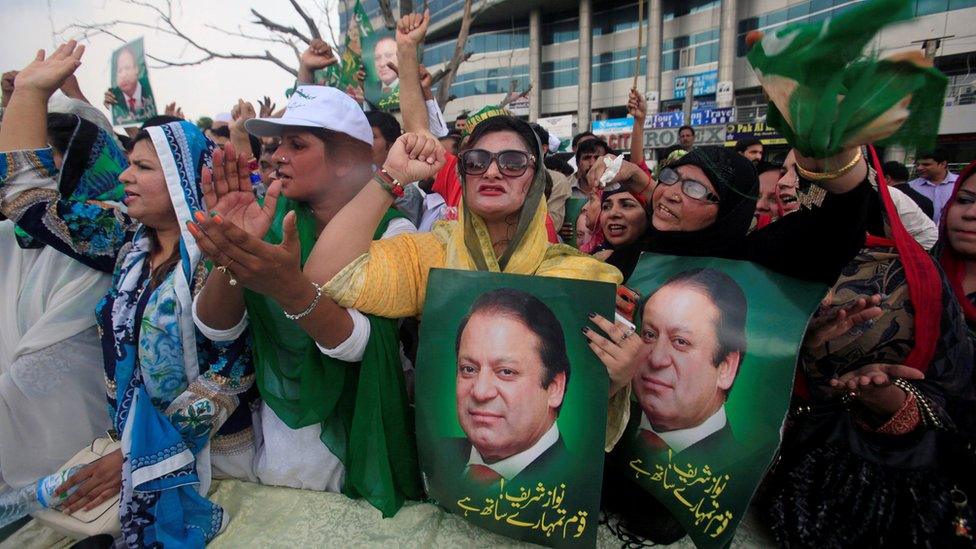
828, 362, 925, 416
102, 88, 117, 109
396, 9, 430, 47
164, 101, 185, 119
344, 84, 365, 105
627, 88, 647, 119
583, 313, 645, 396
258, 96, 276, 118
187, 209, 304, 301
382, 132, 446, 183
829, 363, 924, 393
300, 39, 338, 71
418, 64, 434, 100
14, 41, 85, 99
804, 294, 883, 349
231, 98, 256, 133
200, 142, 279, 239
1, 71, 17, 108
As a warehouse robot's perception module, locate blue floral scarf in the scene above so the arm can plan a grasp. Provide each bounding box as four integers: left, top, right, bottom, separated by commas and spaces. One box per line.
101, 121, 222, 547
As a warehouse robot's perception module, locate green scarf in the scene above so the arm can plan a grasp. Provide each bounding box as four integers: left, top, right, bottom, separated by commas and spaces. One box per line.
245, 198, 421, 517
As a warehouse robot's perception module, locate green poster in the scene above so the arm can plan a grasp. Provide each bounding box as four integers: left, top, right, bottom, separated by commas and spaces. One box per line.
362, 30, 400, 110
316, 0, 373, 91
416, 269, 616, 547
608, 254, 825, 548
563, 198, 586, 248
109, 38, 157, 127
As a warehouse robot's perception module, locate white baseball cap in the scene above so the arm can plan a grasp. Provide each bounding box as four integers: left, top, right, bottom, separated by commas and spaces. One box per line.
245, 85, 373, 146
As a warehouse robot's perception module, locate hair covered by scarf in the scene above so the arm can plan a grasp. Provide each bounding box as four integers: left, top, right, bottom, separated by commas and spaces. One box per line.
938, 160, 976, 325
458, 115, 548, 272
14, 114, 127, 248
645, 146, 759, 258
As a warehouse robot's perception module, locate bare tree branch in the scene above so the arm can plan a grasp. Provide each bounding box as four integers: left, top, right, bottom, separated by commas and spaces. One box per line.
498, 79, 532, 107
435, 0, 474, 109
204, 23, 296, 47
250, 8, 312, 44
315, 0, 342, 50
62, 0, 322, 77
287, 0, 323, 40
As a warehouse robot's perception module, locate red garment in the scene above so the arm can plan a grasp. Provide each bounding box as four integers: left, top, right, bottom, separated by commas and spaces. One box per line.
545, 213, 558, 243
867, 145, 941, 373
432, 152, 462, 208
464, 463, 502, 486
938, 160, 976, 324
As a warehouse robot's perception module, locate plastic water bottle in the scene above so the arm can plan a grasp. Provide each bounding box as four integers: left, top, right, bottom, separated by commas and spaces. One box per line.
0, 465, 84, 529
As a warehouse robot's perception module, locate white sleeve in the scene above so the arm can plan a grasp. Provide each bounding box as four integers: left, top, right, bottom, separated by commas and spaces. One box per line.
888, 186, 939, 250
425, 99, 450, 138
192, 294, 249, 342
315, 308, 372, 362
382, 217, 418, 239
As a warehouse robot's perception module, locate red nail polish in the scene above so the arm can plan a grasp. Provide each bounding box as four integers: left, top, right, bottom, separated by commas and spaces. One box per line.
193, 211, 206, 223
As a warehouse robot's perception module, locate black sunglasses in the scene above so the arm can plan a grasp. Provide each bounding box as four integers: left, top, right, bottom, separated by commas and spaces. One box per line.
657, 168, 720, 204
459, 149, 535, 177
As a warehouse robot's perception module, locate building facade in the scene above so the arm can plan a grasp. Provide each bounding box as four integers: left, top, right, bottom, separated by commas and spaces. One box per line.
345, 0, 976, 165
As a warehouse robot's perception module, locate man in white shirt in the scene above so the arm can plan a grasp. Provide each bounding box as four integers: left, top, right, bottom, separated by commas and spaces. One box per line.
908, 150, 957, 226
453, 288, 570, 484
633, 268, 746, 455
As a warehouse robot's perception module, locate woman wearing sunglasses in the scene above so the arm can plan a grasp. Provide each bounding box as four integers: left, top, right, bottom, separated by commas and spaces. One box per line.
301, 113, 645, 449
598, 145, 874, 284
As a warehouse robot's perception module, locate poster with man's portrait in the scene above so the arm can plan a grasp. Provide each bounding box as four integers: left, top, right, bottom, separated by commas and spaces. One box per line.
109, 38, 157, 127
416, 270, 616, 548
362, 30, 400, 111
608, 254, 825, 548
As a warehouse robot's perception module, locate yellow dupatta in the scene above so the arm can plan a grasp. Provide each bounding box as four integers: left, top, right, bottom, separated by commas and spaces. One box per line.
323, 190, 621, 319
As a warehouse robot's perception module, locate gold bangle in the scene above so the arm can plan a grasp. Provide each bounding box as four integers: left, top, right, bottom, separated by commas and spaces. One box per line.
795, 148, 863, 182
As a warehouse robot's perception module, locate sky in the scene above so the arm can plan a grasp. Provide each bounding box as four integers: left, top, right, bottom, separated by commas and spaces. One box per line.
0, 0, 341, 123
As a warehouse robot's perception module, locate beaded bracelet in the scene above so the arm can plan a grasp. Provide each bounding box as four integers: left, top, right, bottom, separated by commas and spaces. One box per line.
373, 168, 405, 198
283, 282, 323, 321
892, 378, 942, 430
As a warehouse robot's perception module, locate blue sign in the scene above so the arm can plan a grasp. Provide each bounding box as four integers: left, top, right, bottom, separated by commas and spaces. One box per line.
646, 108, 734, 129
648, 111, 685, 129
691, 107, 734, 126
673, 70, 718, 99
591, 118, 634, 134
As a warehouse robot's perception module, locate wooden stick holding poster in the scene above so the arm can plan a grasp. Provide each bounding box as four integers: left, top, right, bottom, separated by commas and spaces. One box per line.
109, 38, 157, 127
415, 270, 615, 547
605, 253, 825, 547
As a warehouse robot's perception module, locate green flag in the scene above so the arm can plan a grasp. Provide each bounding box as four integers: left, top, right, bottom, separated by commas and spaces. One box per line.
317, 0, 374, 90
746, 0, 947, 158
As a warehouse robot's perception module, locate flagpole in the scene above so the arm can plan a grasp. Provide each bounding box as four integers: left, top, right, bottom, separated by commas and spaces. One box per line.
633, 0, 645, 91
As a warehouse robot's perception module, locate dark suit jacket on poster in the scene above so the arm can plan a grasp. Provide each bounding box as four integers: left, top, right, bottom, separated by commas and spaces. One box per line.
680, 421, 738, 458
114, 77, 156, 121
443, 435, 569, 490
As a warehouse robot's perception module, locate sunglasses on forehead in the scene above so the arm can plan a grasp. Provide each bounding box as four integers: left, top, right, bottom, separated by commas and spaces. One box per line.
657, 167, 720, 204
459, 149, 536, 177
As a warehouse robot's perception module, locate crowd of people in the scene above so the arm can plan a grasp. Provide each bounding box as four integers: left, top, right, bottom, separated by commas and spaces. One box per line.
1, 6, 975, 548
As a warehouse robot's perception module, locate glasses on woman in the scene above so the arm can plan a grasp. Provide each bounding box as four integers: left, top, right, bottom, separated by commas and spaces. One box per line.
459, 149, 535, 177
657, 167, 720, 204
